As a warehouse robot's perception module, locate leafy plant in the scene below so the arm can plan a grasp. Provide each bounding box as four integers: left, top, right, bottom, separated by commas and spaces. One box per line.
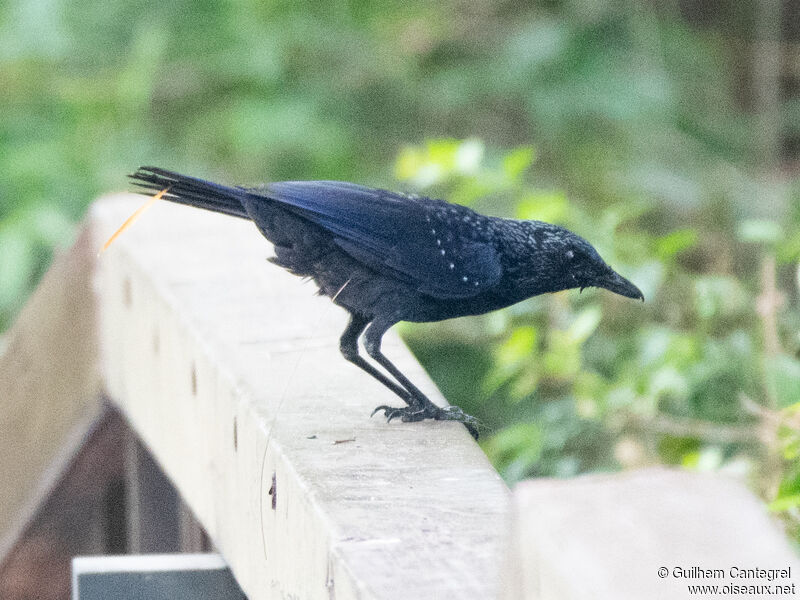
397, 138, 800, 541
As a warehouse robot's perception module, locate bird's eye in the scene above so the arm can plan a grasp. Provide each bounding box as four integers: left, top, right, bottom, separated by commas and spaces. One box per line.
566, 250, 575, 260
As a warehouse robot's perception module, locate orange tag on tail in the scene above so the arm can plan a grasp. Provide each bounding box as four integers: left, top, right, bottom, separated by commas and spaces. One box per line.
99, 187, 170, 254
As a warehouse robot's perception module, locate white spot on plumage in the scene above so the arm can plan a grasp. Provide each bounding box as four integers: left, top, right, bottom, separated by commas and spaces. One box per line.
440, 249, 445, 255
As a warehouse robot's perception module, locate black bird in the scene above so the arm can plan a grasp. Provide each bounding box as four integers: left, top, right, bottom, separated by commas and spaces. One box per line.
129, 167, 644, 438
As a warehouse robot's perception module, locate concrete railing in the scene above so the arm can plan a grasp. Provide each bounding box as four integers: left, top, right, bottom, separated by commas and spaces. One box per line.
0, 195, 509, 599
0, 194, 797, 599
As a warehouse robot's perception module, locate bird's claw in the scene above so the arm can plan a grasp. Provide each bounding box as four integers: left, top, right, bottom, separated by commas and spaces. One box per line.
370, 404, 480, 439
370, 405, 424, 424
370, 404, 425, 423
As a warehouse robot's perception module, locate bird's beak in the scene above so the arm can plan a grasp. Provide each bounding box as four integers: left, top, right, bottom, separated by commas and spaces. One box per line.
597, 268, 644, 301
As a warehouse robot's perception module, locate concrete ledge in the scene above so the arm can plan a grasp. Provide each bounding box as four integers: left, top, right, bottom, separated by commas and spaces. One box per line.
91, 195, 510, 600
502, 468, 800, 599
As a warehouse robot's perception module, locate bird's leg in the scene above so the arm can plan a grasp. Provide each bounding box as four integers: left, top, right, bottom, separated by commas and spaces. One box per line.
362, 320, 479, 439
361, 321, 434, 409
339, 314, 416, 407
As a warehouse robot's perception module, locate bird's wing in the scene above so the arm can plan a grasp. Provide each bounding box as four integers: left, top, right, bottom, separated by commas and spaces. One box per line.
258, 181, 502, 299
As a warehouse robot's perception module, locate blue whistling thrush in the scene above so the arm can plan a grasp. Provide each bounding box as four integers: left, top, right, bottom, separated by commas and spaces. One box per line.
129, 167, 644, 438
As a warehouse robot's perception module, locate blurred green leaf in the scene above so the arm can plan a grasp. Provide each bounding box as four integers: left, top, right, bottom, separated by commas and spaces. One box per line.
26, 204, 74, 246
777, 232, 800, 263
0, 227, 34, 316
768, 494, 800, 512
648, 366, 690, 404
515, 190, 568, 223
497, 326, 537, 365
484, 325, 539, 398
483, 422, 544, 482
737, 219, 783, 245
682, 446, 724, 471
567, 305, 602, 344
502, 146, 536, 180
655, 229, 698, 259
765, 355, 800, 409
694, 276, 749, 321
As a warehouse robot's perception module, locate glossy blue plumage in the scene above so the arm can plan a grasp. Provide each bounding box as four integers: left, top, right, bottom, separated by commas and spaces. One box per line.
129, 166, 643, 437
263, 181, 502, 299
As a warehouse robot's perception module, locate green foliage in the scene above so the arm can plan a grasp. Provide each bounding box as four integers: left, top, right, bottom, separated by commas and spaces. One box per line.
397, 138, 800, 539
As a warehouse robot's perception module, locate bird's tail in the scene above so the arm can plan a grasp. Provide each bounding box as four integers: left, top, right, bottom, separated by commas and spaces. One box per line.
129, 166, 250, 219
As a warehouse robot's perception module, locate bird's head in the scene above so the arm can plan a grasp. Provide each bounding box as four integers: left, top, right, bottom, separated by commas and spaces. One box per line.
520, 222, 644, 301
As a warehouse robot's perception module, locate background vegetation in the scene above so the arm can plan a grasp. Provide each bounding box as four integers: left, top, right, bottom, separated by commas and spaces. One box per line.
2, 0, 799, 540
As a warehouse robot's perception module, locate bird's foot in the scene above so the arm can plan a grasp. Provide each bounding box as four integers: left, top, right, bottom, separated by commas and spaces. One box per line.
370, 404, 480, 439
